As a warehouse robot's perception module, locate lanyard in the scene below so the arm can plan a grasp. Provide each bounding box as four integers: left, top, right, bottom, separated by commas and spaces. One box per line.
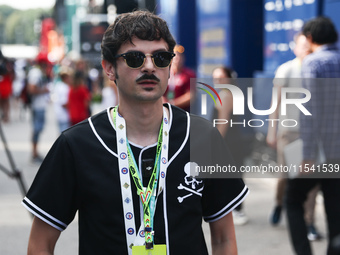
126, 123, 162, 248
113, 106, 170, 253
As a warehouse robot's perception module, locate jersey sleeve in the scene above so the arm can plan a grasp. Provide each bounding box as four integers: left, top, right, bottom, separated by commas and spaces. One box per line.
202, 178, 248, 222
22, 134, 78, 231
199, 120, 249, 222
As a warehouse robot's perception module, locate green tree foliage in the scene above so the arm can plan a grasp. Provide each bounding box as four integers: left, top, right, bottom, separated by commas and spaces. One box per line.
0, 5, 52, 45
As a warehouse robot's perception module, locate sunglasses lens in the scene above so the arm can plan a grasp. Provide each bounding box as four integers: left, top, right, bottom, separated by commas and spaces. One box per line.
125, 52, 145, 68
153, 52, 173, 68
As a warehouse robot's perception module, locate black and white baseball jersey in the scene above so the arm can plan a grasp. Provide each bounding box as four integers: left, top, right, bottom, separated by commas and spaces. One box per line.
22, 104, 248, 255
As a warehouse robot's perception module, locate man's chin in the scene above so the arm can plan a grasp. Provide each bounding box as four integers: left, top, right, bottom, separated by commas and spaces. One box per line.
143, 87, 154, 92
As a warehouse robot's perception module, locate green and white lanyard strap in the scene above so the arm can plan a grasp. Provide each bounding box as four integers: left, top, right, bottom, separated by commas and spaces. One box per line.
114, 106, 170, 253
126, 123, 162, 249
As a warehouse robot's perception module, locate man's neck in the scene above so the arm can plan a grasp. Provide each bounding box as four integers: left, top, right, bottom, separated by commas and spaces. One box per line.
311, 43, 323, 53
116, 100, 166, 147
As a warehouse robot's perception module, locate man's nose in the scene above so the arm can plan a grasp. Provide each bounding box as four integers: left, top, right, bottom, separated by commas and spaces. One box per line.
141, 54, 156, 72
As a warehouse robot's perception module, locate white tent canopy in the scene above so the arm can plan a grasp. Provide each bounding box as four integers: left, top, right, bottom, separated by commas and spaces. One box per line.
1, 44, 38, 60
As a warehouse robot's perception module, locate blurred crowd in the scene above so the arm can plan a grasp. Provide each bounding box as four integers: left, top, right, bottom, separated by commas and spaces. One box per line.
0, 53, 118, 121
0, 50, 118, 163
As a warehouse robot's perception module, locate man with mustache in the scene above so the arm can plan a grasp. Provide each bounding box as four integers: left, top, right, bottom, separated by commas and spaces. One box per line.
22, 10, 248, 255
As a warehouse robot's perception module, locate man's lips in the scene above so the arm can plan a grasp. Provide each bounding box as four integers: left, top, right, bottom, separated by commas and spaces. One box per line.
137, 79, 158, 85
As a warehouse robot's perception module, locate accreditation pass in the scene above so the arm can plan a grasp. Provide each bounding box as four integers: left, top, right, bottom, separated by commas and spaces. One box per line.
132, 244, 167, 254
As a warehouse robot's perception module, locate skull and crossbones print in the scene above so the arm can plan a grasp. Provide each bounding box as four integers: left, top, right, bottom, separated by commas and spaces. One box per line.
177, 162, 204, 203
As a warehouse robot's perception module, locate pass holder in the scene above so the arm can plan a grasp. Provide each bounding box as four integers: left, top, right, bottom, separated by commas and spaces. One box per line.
132, 244, 167, 255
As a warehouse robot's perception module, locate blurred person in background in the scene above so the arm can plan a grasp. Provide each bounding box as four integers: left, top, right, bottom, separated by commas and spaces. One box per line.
19, 60, 34, 111
88, 67, 103, 106
74, 58, 93, 95
27, 53, 51, 163
163, 44, 195, 112
0, 50, 15, 123
266, 33, 322, 241
285, 16, 340, 255
12, 59, 27, 98
12, 59, 27, 120
53, 66, 73, 132
212, 66, 248, 225
101, 69, 118, 110
68, 70, 91, 126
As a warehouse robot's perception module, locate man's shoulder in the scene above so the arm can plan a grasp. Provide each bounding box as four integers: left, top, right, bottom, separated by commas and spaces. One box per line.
55, 81, 69, 91
63, 109, 109, 137
303, 46, 340, 76
189, 113, 215, 129
275, 58, 298, 78
169, 104, 214, 130
170, 104, 188, 117
305, 45, 340, 63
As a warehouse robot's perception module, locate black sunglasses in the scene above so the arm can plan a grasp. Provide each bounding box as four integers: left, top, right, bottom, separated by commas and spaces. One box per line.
114, 51, 176, 69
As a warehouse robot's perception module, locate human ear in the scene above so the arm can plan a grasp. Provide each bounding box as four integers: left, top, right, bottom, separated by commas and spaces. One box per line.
101, 60, 116, 81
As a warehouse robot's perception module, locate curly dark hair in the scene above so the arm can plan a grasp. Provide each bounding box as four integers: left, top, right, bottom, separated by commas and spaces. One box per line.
101, 10, 176, 65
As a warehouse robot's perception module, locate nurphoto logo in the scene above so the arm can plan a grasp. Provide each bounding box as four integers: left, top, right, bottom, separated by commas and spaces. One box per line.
197, 82, 222, 115
198, 82, 312, 129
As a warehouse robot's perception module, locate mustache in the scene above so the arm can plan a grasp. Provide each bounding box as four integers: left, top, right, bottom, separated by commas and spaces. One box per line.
136, 74, 160, 83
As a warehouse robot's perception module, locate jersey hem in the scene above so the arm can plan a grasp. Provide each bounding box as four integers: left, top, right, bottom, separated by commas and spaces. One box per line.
22, 197, 67, 231
203, 185, 249, 223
